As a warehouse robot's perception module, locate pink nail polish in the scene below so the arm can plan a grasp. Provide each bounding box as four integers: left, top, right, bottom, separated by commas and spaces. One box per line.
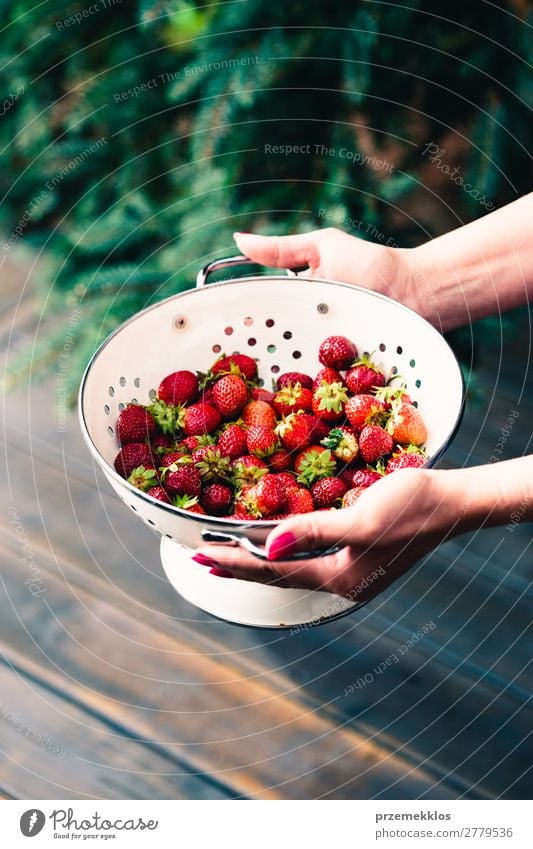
209, 567, 235, 579
192, 553, 221, 568
267, 531, 297, 561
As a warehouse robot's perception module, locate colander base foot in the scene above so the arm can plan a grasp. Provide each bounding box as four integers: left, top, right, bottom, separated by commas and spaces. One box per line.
160, 537, 357, 630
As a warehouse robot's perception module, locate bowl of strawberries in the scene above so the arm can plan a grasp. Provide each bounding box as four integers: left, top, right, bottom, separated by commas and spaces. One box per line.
79, 255, 464, 628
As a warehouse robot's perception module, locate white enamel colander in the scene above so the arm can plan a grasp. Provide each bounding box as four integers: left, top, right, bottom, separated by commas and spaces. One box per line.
79, 256, 464, 628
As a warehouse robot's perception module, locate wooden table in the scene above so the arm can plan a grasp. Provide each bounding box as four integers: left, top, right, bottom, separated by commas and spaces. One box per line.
0, 263, 531, 799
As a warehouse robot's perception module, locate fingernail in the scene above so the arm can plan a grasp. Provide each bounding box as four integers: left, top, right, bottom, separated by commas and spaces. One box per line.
209, 567, 235, 579
192, 553, 221, 568
267, 531, 297, 561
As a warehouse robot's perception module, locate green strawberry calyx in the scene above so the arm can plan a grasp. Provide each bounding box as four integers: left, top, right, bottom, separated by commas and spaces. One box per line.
314, 381, 348, 413
148, 399, 185, 434
127, 466, 158, 491
296, 449, 336, 486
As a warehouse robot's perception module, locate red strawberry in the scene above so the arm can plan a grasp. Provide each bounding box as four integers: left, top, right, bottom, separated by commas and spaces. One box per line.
212, 374, 249, 418
116, 404, 156, 445
286, 486, 315, 514
241, 474, 285, 517
312, 380, 348, 422
151, 434, 174, 454
174, 494, 206, 514
211, 353, 258, 382
148, 399, 184, 435
200, 385, 217, 406
276, 412, 313, 452
201, 483, 233, 516
246, 425, 278, 457
273, 383, 313, 417
374, 384, 413, 409
251, 387, 275, 403
114, 443, 154, 478
269, 449, 293, 472
319, 335, 358, 370
358, 425, 394, 463
311, 476, 347, 508
301, 414, 330, 443
159, 450, 189, 470
158, 370, 198, 406
312, 367, 344, 392
345, 354, 386, 395
277, 372, 313, 390
147, 485, 171, 503
183, 403, 221, 436
345, 394, 385, 432
242, 400, 277, 429
294, 446, 337, 485
388, 401, 427, 446
321, 426, 359, 464
181, 434, 215, 451
233, 499, 258, 520
127, 466, 158, 492
275, 471, 298, 489
192, 446, 232, 480
340, 468, 382, 489
165, 464, 202, 497
231, 455, 268, 486
386, 447, 427, 473
342, 487, 365, 508
217, 424, 247, 459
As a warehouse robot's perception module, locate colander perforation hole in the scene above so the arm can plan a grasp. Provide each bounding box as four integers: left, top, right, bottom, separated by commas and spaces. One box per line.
292, 350, 302, 359
409, 359, 416, 367
146, 519, 155, 526
224, 326, 233, 336
247, 337, 256, 346
244, 316, 253, 326
131, 397, 138, 404
379, 343, 386, 352
283, 331, 292, 339
415, 379, 422, 388
396, 346, 403, 354
271, 365, 280, 373
267, 344, 276, 354
265, 318, 275, 327
119, 376, 126, 386
118, 402, 125, 412
108, 386, 115, 397
212, 344, 221, 354
107, 426, 114, 436
391, 366, 398, 376
149, 389, 156, 401
129, 504, 137, 512
134, 377, 141, 388
104, 405, 110, 415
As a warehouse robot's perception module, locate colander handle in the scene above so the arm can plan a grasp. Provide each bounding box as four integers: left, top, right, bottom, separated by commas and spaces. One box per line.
196, 255, 297, 288
201, 529, 341, 561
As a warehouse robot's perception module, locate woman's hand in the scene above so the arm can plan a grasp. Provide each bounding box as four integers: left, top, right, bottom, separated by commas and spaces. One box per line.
233, 229, 416, 313
194, 468, 458, 602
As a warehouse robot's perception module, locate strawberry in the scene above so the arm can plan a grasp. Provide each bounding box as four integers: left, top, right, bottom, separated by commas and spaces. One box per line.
151, 434, 174, 454
321, 426, 359, 463
345, 394, 385, 432
127, 466, 158, 492
301, 414, 330, 443
242, 400, 277, 429
201, 483, 233, 516
358, 425, 394, 463
251, 387, 275, 403
183, 403, 221, 436
286, 486, 315, 513
294, 446, 337, 485
342, 487, 365, 508
275, 471, 298, 489
116, 404, 156, 445
340, 468, 382, 489
276, 412, 313, 452
246, 425, 278, 457
217, 424, 247, 459
211, 353, 258, 382
388, 401, 427, 446
277, 371, 313, 390
212, 374, 249, 418
233, 499, 258, 520
312, 380, 348, 422
272, 383, 313, 417
174, 494, 206, 514
269, 449, 293, 472
231, 455, 268, 487
345, 354, 386, 395
311, 476, 347, 508
148, 399, 184, 435
386, 446, 427, 473
159, 449, 189, 468
200, 385, 217, 406
192, 446, 232, 481
374, 383, 412, 409
114, 443, 154, 478
165, 463, 202, 497
241, 474, 285, 517
318, 335, 358, 370
181, 434, 215, 452
147, 485, 171, 503
158, 370, 198, 406
312, 368, 344, 392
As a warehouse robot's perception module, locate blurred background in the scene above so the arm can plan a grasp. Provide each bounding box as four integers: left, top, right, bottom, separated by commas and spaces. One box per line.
0, 1, 531, 800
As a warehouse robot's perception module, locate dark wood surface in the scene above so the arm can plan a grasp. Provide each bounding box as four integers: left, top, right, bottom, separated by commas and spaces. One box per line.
0, 262, 531, 799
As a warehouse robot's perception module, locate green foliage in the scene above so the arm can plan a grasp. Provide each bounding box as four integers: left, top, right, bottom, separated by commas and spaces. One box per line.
0, 1, 531, 403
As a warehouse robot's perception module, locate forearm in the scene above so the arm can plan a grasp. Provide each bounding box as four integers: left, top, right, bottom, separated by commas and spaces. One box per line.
434, 455, 533, 537
401, 194, 533, 331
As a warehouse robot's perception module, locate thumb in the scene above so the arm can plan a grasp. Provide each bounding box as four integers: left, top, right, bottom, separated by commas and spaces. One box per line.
265, 509, 356, 561
233, 231, 319, 271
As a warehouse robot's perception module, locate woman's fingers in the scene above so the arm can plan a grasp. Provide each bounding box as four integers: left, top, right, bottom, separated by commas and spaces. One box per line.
233, 231, 320, 271
264, 504, 368, 561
